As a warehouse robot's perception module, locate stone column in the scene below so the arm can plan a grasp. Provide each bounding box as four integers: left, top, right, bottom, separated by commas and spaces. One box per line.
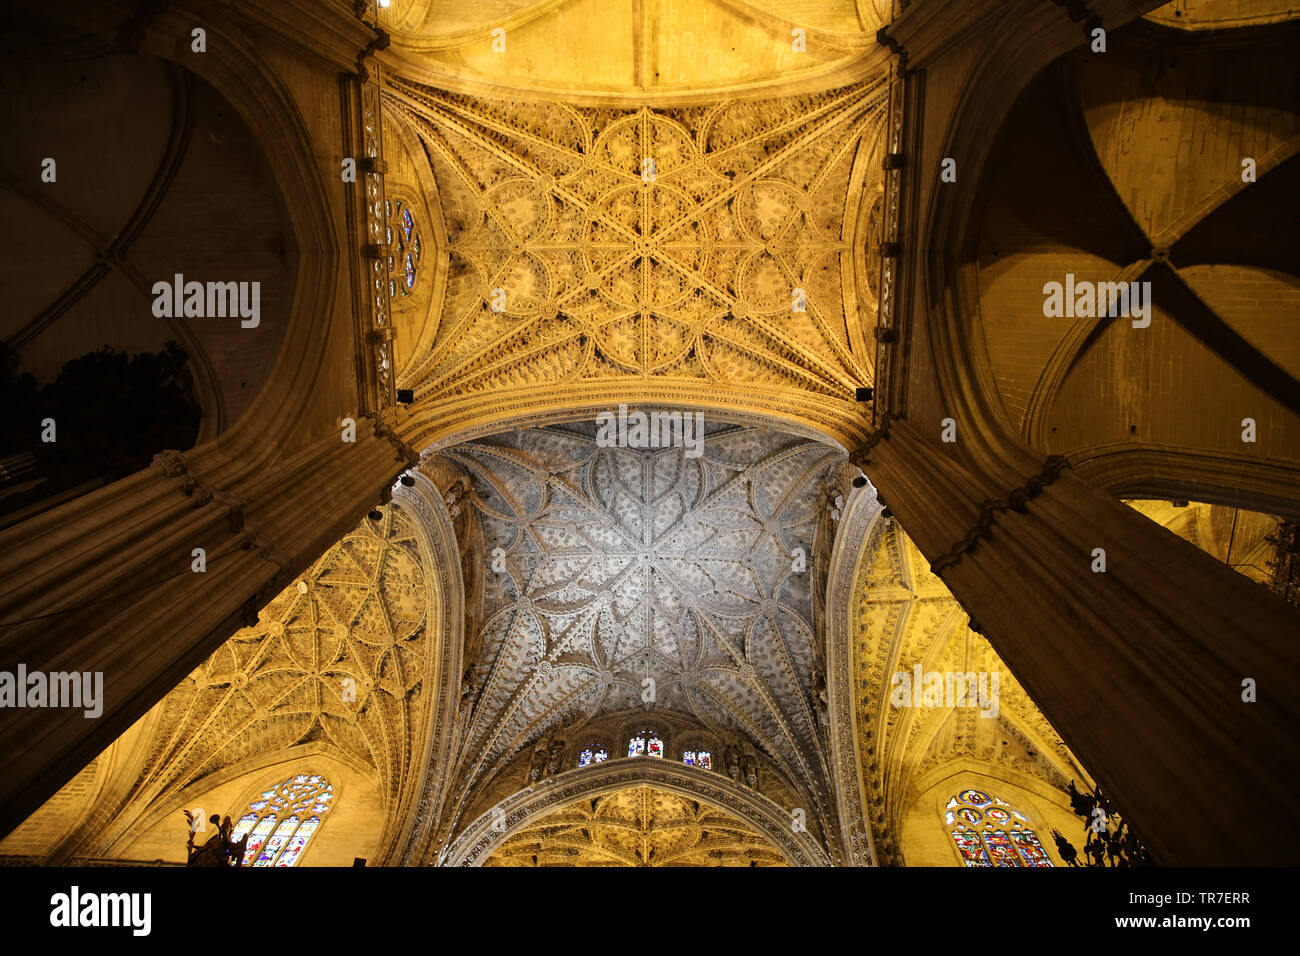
0, 419, 415, 837
856, 419, 1300, 865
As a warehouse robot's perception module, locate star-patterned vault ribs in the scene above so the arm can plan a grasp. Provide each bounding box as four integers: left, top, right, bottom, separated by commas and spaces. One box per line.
483, 786, 787, 867
117, 507, 433, 821
386, 79, 885, 414
436, 420, 841, 827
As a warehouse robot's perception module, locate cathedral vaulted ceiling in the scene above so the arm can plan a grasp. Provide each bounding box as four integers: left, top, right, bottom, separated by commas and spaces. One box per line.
482, 785, 787, 866
972, 22, 1300, 468
385, 78, 886, 445
381, 0, 888, 100
82, 505, 438, 855
0, 49, 295, 442
7, 0, 1300, 877
1125, 499, 1281, 585
428, 420, 844, 835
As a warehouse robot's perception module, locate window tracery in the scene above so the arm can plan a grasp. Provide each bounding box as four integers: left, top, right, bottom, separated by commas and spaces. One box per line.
946, 789, 1052, 867
384, 197, 422, 299
230, 773, 335, 867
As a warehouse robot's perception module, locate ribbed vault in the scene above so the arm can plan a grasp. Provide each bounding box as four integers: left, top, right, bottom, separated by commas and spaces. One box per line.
378, 0, 891, 103
35, 498, 446, 863
484, 784, 787, 866
443, 757, 831, 865
971, 16, 1300, 504
419, 417, 847, 852
0, 46, 296, 442
385, 77, 887, 447
843, 516, 1087, 866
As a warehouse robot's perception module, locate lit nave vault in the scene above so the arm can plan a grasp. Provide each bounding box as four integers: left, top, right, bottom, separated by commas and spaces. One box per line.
383, 72, 889, 446
379, 0, 891, 101
4, 0, 1295, 866
2, 388, 1280, 865
482, 787, 787, 866
423, 421, 843, 853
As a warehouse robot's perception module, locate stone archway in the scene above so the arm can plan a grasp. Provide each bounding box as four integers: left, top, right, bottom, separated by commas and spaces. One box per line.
441, 759, 832, 866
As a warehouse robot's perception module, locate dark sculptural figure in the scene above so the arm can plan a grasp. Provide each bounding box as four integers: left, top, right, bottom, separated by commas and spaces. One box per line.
183, 811, 249, 867
1050, 828, 1079, 866
1055, 781, 1152, 867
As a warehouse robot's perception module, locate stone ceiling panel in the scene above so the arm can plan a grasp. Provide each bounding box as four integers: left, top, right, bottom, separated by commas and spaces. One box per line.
74, 505, 440, 858
434, 419, 843, 824
387, 78, 885, 445
483, 784, 788, 866
381, 0, 885, 101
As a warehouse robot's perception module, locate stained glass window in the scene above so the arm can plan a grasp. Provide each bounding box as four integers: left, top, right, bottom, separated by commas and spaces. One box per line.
385, 198, 421, 298
577, 747, 608, 767
945, 789, 1053, 868
628, 732, 663, 758
684, 749, 712, 769
952, 827, 990, 866
230, 773, 334, 867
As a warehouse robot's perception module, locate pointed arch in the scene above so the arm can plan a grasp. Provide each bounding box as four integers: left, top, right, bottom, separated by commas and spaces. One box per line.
231, 772, 337, 867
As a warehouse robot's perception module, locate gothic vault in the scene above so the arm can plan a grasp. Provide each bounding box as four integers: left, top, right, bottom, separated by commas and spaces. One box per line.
0, 0, 1297, 871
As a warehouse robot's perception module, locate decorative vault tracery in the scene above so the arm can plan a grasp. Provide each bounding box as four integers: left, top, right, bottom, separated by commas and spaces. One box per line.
385, 78, 887, 445
424, 419, 845, 848
444, 758, 830, 866
483, 785, 786, 867
6, 0, 1299, 874
76, 503, 440, 859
